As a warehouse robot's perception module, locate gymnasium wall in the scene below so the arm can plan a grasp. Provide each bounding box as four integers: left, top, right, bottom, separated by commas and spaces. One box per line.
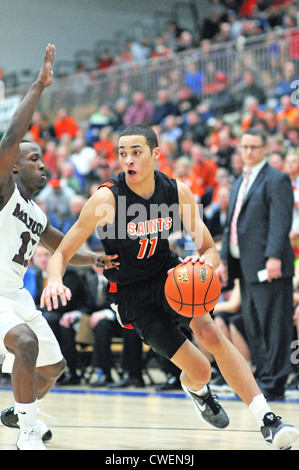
0, 0, 210, 75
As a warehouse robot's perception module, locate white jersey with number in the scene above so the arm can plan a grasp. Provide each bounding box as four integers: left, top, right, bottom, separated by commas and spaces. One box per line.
0, 184, 47, 298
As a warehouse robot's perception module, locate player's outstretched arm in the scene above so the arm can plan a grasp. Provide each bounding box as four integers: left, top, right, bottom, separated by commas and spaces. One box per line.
0, 44, 55, 178
40, 220, 119, 269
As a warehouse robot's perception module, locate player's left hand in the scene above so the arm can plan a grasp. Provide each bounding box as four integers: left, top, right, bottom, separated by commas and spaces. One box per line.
95, 254, 120, 270
183, 254, 213, 267
37, 44, 55, 88
167, 254, 212, 275
40, 280, 72, 311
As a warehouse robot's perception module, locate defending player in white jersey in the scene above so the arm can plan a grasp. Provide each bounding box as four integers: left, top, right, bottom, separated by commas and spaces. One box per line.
0, 44, 118, 450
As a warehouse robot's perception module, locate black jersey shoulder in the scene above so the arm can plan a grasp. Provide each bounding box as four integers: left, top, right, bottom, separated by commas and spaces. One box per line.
98, 170, 178, 203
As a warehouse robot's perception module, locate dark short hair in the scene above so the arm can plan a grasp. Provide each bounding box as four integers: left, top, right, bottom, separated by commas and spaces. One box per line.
119, 124, 158, 152
241, 127, 268, 146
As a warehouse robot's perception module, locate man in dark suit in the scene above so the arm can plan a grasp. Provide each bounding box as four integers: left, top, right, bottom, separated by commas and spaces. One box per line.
218, 127, 294, 400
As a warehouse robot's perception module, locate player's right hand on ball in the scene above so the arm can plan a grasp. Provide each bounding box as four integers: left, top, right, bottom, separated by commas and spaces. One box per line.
40, 281, 72, 311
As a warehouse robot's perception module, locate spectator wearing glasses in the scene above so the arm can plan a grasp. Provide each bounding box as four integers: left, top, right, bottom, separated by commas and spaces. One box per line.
218, 127, 295, 401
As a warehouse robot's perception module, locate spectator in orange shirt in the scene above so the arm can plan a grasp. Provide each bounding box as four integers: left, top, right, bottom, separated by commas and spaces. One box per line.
190, 143, 218, 206
42, 140, 59, 176
54, 108, 79, 141
241, 96, 265, 131
29, 112, 55, 148
277, 94, 299, 125
93, 126, 116, 165
154, 140, 177, 178
173, 156, 203, 202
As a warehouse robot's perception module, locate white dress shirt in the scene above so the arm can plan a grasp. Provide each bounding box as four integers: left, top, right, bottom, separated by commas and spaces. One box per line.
230, 158, 267, 259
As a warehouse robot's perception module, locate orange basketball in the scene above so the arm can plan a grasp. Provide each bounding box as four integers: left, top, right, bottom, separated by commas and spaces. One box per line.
164, 262, 221, 318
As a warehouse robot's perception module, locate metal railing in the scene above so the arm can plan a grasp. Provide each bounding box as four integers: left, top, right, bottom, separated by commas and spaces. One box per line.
4, 27, 299, 122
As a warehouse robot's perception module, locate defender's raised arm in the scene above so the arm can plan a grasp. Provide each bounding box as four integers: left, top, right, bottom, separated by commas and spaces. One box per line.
0, 44, 55, 179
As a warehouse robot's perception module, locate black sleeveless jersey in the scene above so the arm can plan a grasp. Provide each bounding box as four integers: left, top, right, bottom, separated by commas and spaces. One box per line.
98, 170, 181, 285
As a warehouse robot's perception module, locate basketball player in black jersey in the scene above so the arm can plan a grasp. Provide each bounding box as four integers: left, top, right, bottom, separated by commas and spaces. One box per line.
42, 124, 299, 450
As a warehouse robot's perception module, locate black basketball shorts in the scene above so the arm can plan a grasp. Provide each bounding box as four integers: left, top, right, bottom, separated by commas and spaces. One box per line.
106, 251, 192, 360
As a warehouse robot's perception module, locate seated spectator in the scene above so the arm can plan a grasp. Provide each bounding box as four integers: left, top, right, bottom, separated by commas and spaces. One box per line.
36, 178, 75, 231
268, 133, 287, 155
70, 62, 90, 99
155, 140, 177, 177
54, 108, 79, 141
277, 117, 291, 140
58, 160, 81, 194
152, 89, 176, 125
276, 94, 299, 125
95, 49, 114, 71
23, 245, 89, 386
111, 98, 128, 132
127, 38, 152, 62
209, 73, 238, 116
42, 140, 59, 177
181, 111, 207, 146
264, 107, 278, 134
174, 85, 199, 115
89, 159, 114, 187
203, 63, 225, 94
190, 143, 218, 206
215, 21, 233, 43
230, 151, 244, 180
55, 143, 72, 172
69, 137, 97, 188
241, 96, 265, 130
173, 156, 203, 202
212, 128, 236, 171
274, 60, 297, 101
160, 115, 183, 144
207, 184, 230, 237
61, 194, 100, 250
178, 134, 194, 159
93, 126, 116, 166
269, 151, 285, 172
61, 195, 87, 234
85, 264, 145, 388
184, 62, 204, 95
29, 111, 55, 148
175, 30, 196, 53
205, 166, 231, 216
200, 7, 222, 40
151, 35, 172, 58
87, 105, 115, 144
35, 199, 60, 231
286, 128, 299, 151
239, 70, 267, 106
124, 91, 153, 126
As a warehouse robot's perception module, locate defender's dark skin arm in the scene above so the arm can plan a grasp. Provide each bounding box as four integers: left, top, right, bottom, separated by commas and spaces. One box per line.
0, 44, 56, 207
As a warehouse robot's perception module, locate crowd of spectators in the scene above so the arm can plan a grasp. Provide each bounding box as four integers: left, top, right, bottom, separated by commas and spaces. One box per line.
3, 0, 299, 391
63, 1, 299, 79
